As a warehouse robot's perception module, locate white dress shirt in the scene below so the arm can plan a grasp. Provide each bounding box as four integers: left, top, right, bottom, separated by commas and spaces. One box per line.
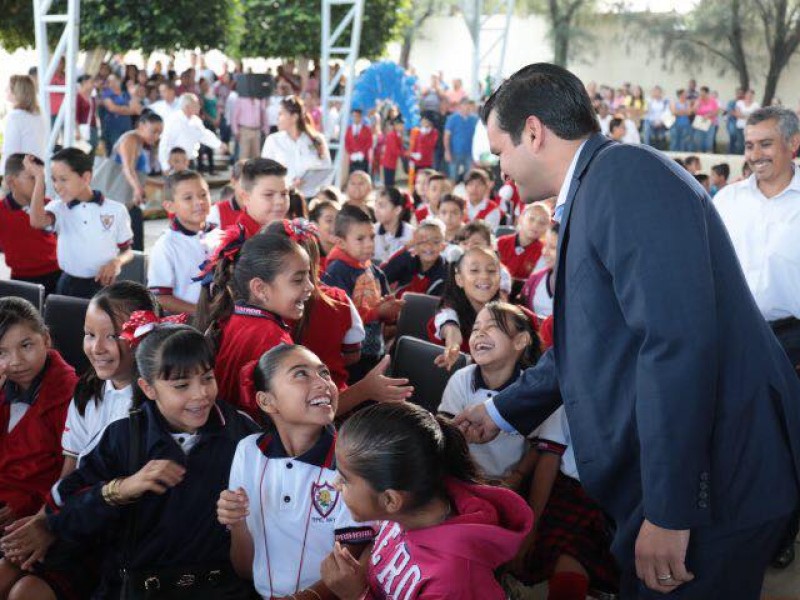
261, 130, 333, 198
0, 109, 47, 172
149, 98, 181, 122
158, 110, 222, 168
714, 169, 800, 321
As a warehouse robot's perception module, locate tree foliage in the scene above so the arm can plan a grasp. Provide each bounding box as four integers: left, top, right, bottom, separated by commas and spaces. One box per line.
525, 0, 595, 67
0, 0, 35, 50
236, 0, 411, 60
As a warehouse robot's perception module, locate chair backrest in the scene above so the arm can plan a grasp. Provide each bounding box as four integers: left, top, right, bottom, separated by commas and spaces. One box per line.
0, 280, 46, 312
395, 293, 440, 342
390, 335, 468, 414
495, 225, 516, 238
44, 294, 91, 375
118, 251, 148, 286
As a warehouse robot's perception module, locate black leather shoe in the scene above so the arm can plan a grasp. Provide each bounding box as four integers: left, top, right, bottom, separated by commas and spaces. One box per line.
771, 542, 796, 569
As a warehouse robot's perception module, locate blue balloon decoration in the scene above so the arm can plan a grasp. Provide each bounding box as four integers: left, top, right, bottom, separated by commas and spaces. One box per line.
352, 61, 420, 128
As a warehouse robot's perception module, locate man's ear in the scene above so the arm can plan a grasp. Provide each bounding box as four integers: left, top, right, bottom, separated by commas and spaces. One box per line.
523, 115, 544, 151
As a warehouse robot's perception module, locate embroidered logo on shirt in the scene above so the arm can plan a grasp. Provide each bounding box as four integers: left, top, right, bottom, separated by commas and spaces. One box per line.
515, 246, 524, 255
311, 482, 339, 518
100, 214, 115, 231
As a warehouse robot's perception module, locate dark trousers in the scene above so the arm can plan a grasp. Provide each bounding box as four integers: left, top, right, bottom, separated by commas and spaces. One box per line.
129, 204, 144, 251
383, 167, 396, 187
620, 513, 791, 599
15, 270, 62, 297
56, 272, 102, 299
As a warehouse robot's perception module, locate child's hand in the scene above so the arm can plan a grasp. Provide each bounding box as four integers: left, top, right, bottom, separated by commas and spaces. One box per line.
320, 542, 368, 600
378, 296, 404, 323
96, 258, 122, 286
117, 460, 186, 502
361, 355, 413, 403
434, 343, 461, 371
217, 487, 249, 527
23, 155, 44, 179
0, 513, 55, 571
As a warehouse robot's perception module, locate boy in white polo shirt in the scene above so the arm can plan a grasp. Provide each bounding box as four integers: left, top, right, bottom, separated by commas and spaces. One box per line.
27, 149, 133, 299
147, 170, 214, 314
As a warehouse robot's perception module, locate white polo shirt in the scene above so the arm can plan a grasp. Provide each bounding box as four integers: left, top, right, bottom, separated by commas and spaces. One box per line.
533, 406, 579, 481
713, 170, 800, 321
148, 220, 216, 304
465, 197, 502, 230
439, 364, 527, 479
46, 193, 133, 278
229, 427, 374, 598
62, 380, 133, 461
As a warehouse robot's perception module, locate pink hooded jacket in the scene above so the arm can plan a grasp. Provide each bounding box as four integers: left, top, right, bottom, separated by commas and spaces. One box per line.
365, 478, 533, 599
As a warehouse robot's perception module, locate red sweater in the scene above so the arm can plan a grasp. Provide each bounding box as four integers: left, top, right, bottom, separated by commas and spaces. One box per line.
0, 194, 60, 278
497, 234, 543, 281
409, 128, 438, 168
380, 130, 405, 170
344, 123, 373, 157
0, 350, 77, 517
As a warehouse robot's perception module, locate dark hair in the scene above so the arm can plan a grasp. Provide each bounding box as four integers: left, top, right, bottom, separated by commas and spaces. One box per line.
427, 173, 447, 186
314, 186, 343, 206
700, 86, 710, 94
77, 74, 91, 85
609, 117, 625, 133
164, 170, 205, 203
252, 343, 302, 393
4, 153, 42, 178
339, 402, 479, 510
0, 297, 48, 344
439, 246, 501, 340
137, 109, 163, 126
220, 185, 236, 203
464, 168, 490, 186
169, 147, 188, 157
51, 147, 93, 176
287, 189, 308, 219
694, 173, 709, 185
482, 63, 600, 144
674, 157, 685, 168
232, 159, 247, 181
195, 233, 307, 346
334, 203, 372, 239
281, 95, 322, 144
240, 158, 288, 192
684, 155, 701, 167
438, 193, 465, 213
711, 163, 730, 180
378, 187, 411, 230
309, 198, 340, 223
483, 301, 541, 367
75, 282, 156, 416
455, 220, 492, 246
132, 324, 215, 407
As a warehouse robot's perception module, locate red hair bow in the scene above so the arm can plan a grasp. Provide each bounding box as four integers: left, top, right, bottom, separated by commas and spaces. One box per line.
120, 311, 190, 348
282, 218, 320, 244
194, 224, 248, 286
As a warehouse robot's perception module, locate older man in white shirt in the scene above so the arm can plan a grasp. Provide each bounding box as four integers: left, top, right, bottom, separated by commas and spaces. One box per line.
713, 105, 800, 570
149, 82, 181, 122
158, 93, 226, 170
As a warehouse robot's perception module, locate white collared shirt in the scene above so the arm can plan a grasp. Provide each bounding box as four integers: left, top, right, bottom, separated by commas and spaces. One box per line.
159, 110, 222, 167
713, 170, 800, 321
261, 130, 333, 198
149, 98, 181, 122
62, 380, 133, 460
554, 139, 589, 221
148, 222, 215, 304
466, 197, 502, 229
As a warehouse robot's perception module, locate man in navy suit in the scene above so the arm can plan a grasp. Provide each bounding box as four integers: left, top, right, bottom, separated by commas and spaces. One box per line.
455, 63, 800, 598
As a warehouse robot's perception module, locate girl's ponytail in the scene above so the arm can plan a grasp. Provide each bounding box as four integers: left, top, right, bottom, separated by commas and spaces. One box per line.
434, 414, 480, 484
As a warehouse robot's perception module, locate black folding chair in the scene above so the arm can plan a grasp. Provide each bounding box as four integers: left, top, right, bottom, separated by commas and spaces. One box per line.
44, 294, 90, 375
118, 250, 148, 286
0, 280, 46, 312
395, 293, 439, 342
390, 335, 468, 414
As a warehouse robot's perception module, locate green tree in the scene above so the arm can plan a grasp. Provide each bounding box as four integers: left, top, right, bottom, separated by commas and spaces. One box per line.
0, 0, 35, 50
754, 0, 800, 106
237, 0, 410, 60
524, 0, 595, 67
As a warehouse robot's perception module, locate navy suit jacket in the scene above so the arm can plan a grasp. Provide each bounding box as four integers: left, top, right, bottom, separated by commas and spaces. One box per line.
494, 134, 800, 563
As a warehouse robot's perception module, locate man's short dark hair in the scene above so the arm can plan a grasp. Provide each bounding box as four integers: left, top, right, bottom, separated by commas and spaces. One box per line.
464, 168, 491, 186
4, 153, 41, 178
169, 146, 187, 156
684, 155, 701, 168
609, 118, 625, 133
711, 163, 730, 180
482, 63, 600, 144
240, 158, 288, 192
335, 204, 372, 239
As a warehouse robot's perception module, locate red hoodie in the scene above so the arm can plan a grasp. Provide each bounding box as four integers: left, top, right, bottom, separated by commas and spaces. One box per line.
365, 478, 533, 599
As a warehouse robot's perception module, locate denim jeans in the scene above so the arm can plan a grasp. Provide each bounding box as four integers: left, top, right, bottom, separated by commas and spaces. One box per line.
729, 128, 745, 154
669, 123, 692, 151
693, 125, 717, 153
448, 154, 472, 183
643, 120, 667, 149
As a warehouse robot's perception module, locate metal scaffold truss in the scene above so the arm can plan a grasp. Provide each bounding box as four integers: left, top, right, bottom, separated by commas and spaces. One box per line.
462, 0, 515, 98
34, 0, 80, 168
321, 0, 365, 187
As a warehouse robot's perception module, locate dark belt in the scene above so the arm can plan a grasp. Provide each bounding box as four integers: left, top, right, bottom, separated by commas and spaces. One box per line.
125, 563, 234, 594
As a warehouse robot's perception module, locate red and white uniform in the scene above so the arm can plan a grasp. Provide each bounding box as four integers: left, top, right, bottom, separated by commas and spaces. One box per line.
466, 197, 503, 230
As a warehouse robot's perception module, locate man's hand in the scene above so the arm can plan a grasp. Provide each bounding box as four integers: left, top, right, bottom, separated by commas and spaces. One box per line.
635, 518, 694, 593
453, 402, 501, 444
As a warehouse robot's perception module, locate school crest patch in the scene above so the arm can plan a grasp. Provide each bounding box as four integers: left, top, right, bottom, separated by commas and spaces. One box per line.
100, 214, 115, 231
311, 482, 339, 518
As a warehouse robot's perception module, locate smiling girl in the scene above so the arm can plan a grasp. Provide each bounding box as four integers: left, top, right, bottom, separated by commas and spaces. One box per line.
218, 344, 374, 599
